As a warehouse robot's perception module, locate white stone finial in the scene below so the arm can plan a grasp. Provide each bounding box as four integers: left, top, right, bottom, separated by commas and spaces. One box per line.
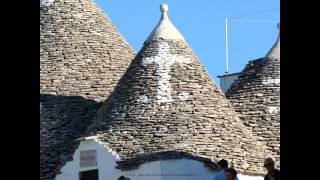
160, 4, 169, 13
265, 23, 280, 60
145, 4, 185, 42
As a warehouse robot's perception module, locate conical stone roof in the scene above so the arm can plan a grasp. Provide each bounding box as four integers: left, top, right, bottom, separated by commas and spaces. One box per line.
40, 0, 135, 101
87, 4, 268, 175
226, 24, 280, 163
40, 0, 135, 179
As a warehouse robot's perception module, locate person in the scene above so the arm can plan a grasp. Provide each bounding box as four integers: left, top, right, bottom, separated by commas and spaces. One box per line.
212, 159, 238, 180
264, 158, 280, 180
225, 167, 237, 180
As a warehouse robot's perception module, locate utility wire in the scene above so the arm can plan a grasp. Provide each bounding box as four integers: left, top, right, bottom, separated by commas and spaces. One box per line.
224, 8, 279, 73
229, 19, 279, 23
229, 8, 279, 20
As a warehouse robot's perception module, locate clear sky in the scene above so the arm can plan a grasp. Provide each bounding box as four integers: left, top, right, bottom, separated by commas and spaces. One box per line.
96, 0, 280, 86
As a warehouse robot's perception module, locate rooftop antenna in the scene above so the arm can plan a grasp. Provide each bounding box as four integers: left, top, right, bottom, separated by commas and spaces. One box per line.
225, 18, 229, 74
224, 8, 279, 75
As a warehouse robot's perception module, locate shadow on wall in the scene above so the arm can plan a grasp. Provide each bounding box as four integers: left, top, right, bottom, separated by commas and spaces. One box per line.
116, 150, 218, 171
40, 94, 102, 180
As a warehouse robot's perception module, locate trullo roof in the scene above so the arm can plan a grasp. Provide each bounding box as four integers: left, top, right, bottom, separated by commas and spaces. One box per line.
40, 0, 135, 179
226, 23, 280, 165
86, 4, 268, 175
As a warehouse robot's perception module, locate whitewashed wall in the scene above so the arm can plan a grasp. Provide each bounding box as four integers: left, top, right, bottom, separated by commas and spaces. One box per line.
218, 73, 240, 93
55, 140, 263, 180
55, 139, 120, 180
238, 174, 264, 180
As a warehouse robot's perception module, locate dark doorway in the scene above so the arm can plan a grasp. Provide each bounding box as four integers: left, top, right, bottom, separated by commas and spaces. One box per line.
79, 169, 98, 180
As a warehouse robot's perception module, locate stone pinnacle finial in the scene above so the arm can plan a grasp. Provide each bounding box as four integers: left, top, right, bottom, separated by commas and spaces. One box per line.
145, 3, 185, 42
265, 22, 280, 59
160, 4, 169, 20
160, 4, 169, 13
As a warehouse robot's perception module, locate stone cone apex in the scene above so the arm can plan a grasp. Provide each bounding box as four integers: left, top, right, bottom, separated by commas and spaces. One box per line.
146, 4, 185, 42
226, 23, 280, 167
87, 4, 268, 175
40, 0, 135, 179
265, 22, 280, 60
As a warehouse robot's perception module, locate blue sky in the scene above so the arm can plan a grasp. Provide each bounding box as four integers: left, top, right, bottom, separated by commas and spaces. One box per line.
96, 0, 280, 85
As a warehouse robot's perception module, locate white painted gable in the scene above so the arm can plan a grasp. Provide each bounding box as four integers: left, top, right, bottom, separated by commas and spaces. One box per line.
55, 140, 120, 180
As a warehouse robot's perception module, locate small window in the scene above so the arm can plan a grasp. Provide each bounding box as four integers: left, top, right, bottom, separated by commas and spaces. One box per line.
80, 149, 97, 168
79, 169, 98, 180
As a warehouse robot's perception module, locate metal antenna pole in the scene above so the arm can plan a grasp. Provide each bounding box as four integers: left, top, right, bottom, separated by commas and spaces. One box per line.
225, 18, 229, 73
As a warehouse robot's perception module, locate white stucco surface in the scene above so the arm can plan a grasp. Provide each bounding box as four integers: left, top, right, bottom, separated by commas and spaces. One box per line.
55, 140, 264, 180
55, 140, 120, 180
218, 73, 240, 93
238, 174, 264, 180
